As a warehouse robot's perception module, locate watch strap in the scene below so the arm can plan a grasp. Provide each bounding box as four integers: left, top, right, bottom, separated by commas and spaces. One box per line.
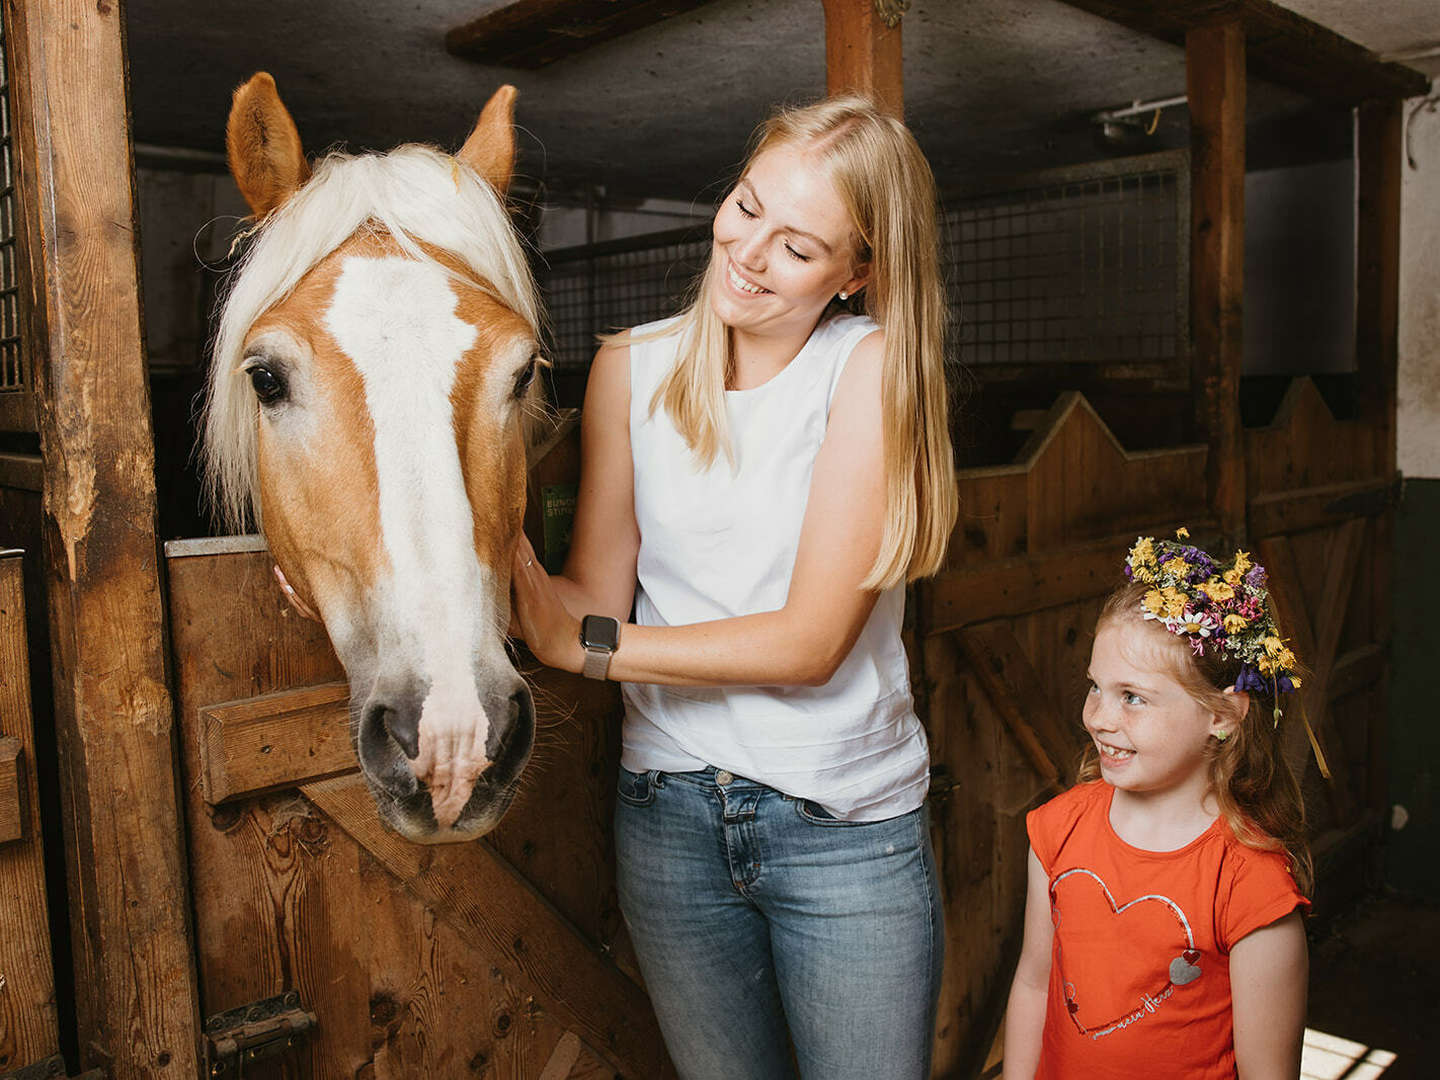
582, 645, 613, 680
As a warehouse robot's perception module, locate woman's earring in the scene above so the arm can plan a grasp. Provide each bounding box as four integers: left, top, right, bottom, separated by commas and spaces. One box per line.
838, 290, 849, 300
1215, 730, 1230, 743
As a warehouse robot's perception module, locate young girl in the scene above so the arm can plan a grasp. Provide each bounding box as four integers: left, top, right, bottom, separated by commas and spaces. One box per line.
1003, 532, 1311, 1079
511, 97, 956, 1078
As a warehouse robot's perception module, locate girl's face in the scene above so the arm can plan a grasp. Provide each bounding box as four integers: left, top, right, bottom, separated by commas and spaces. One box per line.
708, 141, 870, 340
1082, 619, 1227, 800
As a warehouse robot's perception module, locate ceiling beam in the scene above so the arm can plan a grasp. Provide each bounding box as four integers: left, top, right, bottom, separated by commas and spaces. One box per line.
446, 0, 720, 69
1059, 0, 1430, 104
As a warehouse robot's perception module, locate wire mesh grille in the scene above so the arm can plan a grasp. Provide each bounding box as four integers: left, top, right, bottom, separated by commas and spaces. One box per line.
947, 163, 1183, 368
538, 227, 709, 370
534, 156, 1186, 377
0, 21, 23, 398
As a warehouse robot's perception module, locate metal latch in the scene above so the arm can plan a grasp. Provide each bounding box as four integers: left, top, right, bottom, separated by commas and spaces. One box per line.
204, 990, 317, 1076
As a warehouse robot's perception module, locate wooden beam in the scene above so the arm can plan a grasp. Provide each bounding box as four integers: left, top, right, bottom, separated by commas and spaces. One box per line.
198, 683, 355, 803
3, 0, 201, 1074
1356, 99, 1403, 480
1247, 479, 1395, 539
1188, 22, 1247, 549
446, 1, 720, 69
0, 736, 22, 844
821, 0, 904, 116
1057, 0, 1429, 105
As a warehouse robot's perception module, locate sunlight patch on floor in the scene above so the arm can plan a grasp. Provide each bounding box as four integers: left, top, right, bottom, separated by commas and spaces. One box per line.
1302, 1027, 1397, 1080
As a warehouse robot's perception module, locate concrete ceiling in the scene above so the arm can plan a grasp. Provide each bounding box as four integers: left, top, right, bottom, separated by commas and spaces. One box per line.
124, 0, 1438, 204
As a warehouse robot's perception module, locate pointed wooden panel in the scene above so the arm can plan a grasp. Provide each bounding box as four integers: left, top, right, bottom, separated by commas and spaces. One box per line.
1246, 378, 1382, 498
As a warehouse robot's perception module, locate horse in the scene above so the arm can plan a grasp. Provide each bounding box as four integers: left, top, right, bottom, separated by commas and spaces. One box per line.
203, 73, 545, 842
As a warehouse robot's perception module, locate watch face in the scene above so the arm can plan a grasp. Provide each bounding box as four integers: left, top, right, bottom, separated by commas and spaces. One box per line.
581, 615, 620, 651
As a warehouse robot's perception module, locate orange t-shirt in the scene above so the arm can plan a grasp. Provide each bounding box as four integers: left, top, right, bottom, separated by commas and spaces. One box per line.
1027, 782, 1308, 1079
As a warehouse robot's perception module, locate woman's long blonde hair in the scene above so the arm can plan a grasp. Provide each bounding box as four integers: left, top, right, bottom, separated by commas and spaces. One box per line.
1079, 583, 1314, 897
612, 95, 958, 589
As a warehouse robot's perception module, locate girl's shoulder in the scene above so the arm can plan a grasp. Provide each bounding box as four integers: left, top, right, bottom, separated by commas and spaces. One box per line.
1211, 830, 1310, 950
1026, 781, 1110, 871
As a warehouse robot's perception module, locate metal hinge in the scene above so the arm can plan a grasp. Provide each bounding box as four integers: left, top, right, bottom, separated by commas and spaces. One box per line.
204, 991, 317, 1077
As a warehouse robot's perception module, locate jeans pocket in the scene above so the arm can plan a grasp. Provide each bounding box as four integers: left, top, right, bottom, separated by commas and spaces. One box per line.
794, 797, 859, 827
616, 766, 658, 808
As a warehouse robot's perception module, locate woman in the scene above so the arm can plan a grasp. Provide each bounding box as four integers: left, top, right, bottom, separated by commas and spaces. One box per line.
512, 95, 957, 1080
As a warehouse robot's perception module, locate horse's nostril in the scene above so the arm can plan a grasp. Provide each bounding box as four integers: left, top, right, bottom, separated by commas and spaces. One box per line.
365, 699, 421, 760
510, 686, 534, 726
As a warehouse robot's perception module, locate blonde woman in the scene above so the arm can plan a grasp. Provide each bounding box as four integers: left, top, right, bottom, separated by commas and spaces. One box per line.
512, 96, 957, 1079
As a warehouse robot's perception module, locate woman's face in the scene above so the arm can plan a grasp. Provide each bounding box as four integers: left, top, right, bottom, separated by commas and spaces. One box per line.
708, 141, 869, 340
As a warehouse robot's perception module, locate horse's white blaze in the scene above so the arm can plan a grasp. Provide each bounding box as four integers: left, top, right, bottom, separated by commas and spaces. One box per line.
324, 255, 502, 815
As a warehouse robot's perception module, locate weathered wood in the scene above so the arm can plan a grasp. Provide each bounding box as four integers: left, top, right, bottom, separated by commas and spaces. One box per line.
5, 0, 202, 1069
1247, 479, 1395, 540
0, 452, 43, 493
0, 737, 22, 843
303, 774, 669, 1078
1188, 21, 1246, 549
1057, 0, 1429, 104
446, 1, 719, 69
1327, 644, 1385, 704
957, 627, 1077, 793
821, 0, 904, 117
0, 553, 59, 1068
199, 682, 354, 803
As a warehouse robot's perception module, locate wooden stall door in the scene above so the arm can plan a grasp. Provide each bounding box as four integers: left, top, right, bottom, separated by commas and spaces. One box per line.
0, 551, 60, 1073
164, 529, 672, 1078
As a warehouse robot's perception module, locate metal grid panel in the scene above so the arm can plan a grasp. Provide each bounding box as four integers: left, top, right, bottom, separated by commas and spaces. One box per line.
0, 21, 23, 399
538, 228, 709, 369
947, 158, 1185, 370
535, 155, 1186, 377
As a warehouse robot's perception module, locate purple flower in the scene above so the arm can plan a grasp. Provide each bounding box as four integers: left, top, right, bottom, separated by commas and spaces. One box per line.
1246, 565, 1268, 588
1235, 665, 1267, 693
1276, 674, 1296, 694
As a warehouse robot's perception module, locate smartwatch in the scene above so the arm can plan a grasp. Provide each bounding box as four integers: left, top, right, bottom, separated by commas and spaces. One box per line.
579, 614, 621, 680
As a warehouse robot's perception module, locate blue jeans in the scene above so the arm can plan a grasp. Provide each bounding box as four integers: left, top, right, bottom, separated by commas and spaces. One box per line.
615, 766, 943, 1080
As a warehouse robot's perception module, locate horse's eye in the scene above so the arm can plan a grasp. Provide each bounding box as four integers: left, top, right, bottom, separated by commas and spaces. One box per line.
513, 357, 538, 400
248, 365, 287, 405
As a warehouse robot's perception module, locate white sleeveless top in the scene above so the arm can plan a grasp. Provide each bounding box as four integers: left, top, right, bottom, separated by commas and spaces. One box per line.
620, 313, 931, 821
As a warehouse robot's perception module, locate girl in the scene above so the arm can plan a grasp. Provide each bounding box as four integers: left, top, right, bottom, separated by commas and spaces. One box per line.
1003, 532, 1311, 1079
511, 96, 957, 1079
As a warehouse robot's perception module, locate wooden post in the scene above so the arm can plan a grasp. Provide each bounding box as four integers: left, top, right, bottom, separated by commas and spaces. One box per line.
1355, 98, 1401, 821
820, 0, 904, 116
1187, 22, 1247, 548
3, 0, 201, 1075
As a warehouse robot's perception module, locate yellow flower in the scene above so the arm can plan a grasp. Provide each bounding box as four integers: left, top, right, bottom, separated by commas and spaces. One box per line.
1176, 527, 1190, 540
1143, 589, 1166, 615
1262, 636, 1286, 658
1290, 675, 1303, 689
1223, 614, 1248, 634
1132, 564, 1156, 584
1200, 578, 1235, 602
1279, 647, 1297, 670
1162, 588, 1187, 618
1163, 556, 1190, 578
1258, 654, 1276, 675
1130, 537, 1156, 565
1223, 567, 1244, 587
1233, 550, 1252, 574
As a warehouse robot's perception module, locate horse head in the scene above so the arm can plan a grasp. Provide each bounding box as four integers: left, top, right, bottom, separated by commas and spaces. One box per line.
205, 73, 543, 842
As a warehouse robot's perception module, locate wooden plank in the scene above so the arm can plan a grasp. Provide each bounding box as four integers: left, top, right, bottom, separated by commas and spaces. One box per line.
0, 737, 22, 843
1247, 478, 1395, 539
0, 553, 59, 1066
446, 1, 719, 69
957, 627, 1076, 793
1188, 21, 1247, 549
821, 0, 904, 117
3, 1, 201, 1072
926, 526, 1215, 635
0, 452, 44, 493
1057, 0, 1429, 104
303, 774, 670, 1079
199, 682, 354, 803
1327, 644, 1385, 704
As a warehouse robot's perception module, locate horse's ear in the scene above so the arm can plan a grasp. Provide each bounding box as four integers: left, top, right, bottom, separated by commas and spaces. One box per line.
456, 85, 517, 195
226, 72, 311, 218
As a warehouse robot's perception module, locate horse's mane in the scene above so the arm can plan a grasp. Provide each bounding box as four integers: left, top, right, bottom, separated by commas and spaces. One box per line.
202, 145, 542, 534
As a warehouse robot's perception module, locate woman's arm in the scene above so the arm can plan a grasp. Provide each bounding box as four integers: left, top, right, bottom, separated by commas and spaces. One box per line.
1230, 910, 1307, 1079
538, 341, 641, 622
512, 331, 891, 686
1002, 848, 1054, 1080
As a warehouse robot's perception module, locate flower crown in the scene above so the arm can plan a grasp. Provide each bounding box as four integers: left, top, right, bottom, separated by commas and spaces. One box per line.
1124, 529, 1301, 697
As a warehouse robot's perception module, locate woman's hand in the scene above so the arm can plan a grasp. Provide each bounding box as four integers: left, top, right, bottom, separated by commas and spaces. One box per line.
511, 533, 584, 675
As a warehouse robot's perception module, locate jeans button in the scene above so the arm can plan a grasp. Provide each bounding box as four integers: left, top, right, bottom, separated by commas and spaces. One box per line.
715, 770, 733, 786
